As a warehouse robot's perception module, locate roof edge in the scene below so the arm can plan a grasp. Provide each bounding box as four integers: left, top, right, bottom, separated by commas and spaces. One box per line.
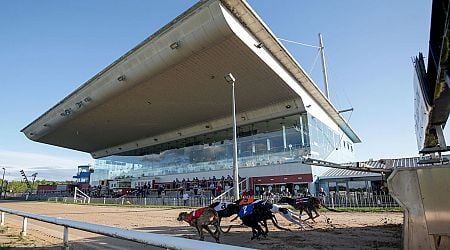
220, 0, 361, 143
21, 0, 212, 134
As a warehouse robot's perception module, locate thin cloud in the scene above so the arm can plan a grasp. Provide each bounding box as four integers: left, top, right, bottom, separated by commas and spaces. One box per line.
0, 150, 93, 181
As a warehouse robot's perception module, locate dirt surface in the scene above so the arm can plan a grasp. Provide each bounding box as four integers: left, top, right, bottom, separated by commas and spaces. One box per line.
0, 201, 403, 249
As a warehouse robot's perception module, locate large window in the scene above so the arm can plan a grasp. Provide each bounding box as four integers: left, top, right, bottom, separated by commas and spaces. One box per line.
308, 114, 340, 160
92, 114, 310, 181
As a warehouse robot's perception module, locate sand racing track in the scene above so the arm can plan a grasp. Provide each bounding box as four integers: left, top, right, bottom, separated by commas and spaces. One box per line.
0, 201, 402, 249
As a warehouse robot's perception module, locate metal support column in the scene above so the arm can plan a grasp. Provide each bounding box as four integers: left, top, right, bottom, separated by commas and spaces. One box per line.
225, 73, 239, 200
63, 226, 69, 250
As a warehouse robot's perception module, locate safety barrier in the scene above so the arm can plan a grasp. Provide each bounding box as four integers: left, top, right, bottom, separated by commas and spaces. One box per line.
49, 191, 399, 208
323, 192, 399, 208
0, 207, 251, 250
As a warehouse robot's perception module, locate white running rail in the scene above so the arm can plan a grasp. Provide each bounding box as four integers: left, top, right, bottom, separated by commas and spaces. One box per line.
0, 207, 252, 250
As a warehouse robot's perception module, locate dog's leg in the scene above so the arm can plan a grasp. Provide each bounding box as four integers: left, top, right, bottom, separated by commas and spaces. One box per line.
313, 208, 320, 218
192, 220, 200, 235
284, 210, 305, 230
251, 226, 258, 240
256, 223, 265, 239
195, 222, 204, 241
215, 217, 221, 234
214, 220, 221, 242
261, 220, 268, 237
205, 224, 220, 243
305, 209, 315, 222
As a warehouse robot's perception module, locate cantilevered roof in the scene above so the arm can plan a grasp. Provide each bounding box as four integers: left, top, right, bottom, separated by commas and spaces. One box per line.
22, 0, 360, 159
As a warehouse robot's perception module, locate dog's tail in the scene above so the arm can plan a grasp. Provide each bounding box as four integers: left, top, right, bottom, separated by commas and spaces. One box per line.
271, 215, 291, 232
220, 224, 234, 233
218, 215, 240, 233
230, 215, 239, 222
321, 204, 341, 212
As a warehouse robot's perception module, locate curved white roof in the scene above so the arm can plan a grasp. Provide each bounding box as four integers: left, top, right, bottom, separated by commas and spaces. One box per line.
22, 0, 360, 159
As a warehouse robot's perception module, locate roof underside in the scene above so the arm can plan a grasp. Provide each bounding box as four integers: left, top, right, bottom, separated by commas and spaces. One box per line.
37, 36, 298, 153
22, 0, 360, 159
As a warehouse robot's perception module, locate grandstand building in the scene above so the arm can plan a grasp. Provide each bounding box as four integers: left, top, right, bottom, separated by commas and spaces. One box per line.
22, 0, 361, 195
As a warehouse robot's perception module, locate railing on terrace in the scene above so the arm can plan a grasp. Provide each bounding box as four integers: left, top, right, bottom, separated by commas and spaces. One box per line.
73, 187, 90, 204
96, 144, 306, 179
212, 178, 248, 202
0, 207, 251, 250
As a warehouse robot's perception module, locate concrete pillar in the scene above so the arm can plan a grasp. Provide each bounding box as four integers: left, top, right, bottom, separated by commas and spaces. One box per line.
388, 166, 450, 250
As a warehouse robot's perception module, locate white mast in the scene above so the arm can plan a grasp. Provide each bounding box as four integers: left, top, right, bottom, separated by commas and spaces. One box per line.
318, 33, 330, 100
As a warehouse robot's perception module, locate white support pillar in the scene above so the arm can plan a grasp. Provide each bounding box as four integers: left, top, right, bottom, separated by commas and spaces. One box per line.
224, 73, 239, 200
1, 212, 4, 226
63, 226, 69, 250
21, 217, 27, 237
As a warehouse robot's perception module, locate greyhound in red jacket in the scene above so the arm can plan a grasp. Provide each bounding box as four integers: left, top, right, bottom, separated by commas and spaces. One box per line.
177, 207, 221, 242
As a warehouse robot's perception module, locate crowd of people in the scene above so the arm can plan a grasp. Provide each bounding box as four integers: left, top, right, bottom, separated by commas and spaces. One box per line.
170, 175, 238, 198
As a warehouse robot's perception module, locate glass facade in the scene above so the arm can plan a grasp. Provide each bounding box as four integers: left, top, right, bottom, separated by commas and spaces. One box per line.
308, 115, 340, 159
91, 112, 353, 183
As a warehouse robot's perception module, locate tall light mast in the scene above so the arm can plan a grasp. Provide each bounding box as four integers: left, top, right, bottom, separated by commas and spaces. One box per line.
318, 33, 330, 100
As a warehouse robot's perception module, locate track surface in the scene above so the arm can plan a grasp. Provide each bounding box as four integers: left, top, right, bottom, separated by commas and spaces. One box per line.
0, 201, 403, 249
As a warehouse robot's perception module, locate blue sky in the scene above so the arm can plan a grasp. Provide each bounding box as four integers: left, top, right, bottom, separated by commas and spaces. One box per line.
0, 0, 442, 181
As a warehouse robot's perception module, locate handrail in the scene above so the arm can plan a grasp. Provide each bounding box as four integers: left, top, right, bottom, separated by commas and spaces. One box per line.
74, 187, 90, 203
0, 207, 252, 250
212, 178, 247, 202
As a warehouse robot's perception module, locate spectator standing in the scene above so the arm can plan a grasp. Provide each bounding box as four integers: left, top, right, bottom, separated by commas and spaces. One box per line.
224, 183, 230, 197
215, 182, 223, 196
182, 192, 189, 206
193, 184, 198, 195
319, 187, 326, 203
161, 188, 166, 205
210, 182, 216, 197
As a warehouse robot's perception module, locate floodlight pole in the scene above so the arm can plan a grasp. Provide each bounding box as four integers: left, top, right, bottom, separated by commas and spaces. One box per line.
318, 33, 330, 100
224, 73, 239, 200
1, 168, 4, 200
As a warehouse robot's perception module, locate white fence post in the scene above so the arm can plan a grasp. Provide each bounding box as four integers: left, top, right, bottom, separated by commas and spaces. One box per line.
103, 197, 106, 204
21, 217, 27, 236
63, 226, 69, 250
